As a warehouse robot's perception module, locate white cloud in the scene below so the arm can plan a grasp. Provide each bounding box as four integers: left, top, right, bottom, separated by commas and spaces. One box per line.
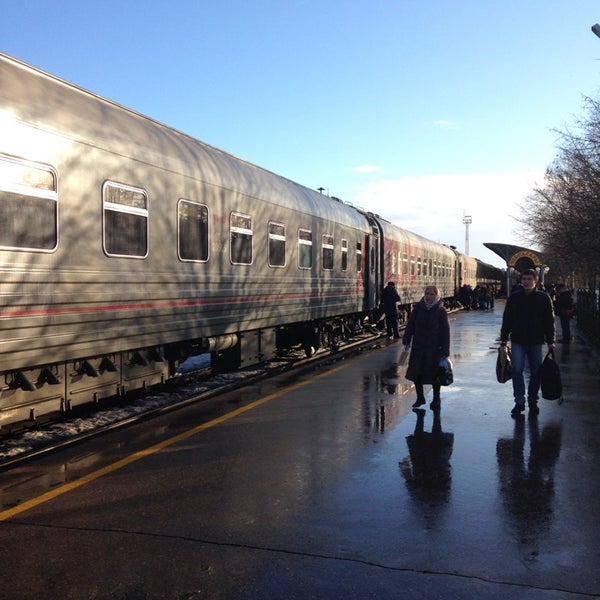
350, 171, 544, 268
433, 119, 455, 127
354, 164, 385, 174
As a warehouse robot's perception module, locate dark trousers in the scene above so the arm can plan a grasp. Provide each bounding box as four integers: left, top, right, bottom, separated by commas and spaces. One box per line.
415, 379, 441, 401
385, 312, 400, 338
559, 315, 571, 341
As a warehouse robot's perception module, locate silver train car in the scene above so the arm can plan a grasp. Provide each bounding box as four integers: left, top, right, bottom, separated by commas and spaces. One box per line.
375, 217, 458, 303
0, 53, 502, 430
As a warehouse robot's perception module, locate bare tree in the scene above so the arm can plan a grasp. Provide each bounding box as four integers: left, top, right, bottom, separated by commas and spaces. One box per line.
517, 96, 600, 288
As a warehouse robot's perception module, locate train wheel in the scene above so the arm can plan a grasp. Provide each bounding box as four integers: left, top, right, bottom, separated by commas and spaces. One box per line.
303, 345, 316, 357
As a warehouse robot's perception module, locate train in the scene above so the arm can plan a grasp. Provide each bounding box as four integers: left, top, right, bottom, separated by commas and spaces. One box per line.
0, 53, 503, 431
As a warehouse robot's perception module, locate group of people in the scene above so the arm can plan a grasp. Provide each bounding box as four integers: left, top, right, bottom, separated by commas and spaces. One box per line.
382, 268, 574, 418
458, 283, 495, 310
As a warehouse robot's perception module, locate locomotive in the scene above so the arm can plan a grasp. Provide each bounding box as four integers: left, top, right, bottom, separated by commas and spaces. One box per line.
0, 53, 502, 431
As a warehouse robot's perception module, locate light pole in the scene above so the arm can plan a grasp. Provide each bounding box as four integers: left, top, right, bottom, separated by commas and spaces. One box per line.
462, 214, 472, 256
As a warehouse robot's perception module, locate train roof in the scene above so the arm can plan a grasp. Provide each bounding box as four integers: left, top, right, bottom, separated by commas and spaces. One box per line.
372, 215, 457, 257
0, 52, 368, 231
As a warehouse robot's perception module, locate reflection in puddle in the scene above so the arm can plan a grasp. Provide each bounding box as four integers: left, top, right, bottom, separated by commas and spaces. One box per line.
399, 408, 454, 530
496, 419, 562, 557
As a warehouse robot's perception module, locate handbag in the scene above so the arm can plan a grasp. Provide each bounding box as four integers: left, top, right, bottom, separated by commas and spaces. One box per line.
540, 350, 563, 401
437, 357, 454, 386
496, 344, 512, 383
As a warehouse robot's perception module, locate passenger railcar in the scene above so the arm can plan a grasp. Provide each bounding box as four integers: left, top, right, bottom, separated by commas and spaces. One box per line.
374, 217, 458, 304
475, 258, 504, 292
0, 53, 377, 427
454, 252, 477, 290
0, 53, 503, 431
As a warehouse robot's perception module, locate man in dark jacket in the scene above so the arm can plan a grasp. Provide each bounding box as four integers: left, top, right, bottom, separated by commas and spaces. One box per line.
500, 269, 556, 417
381, 281, 401, 339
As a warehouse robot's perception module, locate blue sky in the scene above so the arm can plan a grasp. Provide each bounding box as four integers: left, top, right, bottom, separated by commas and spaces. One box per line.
2, 0, 599, 267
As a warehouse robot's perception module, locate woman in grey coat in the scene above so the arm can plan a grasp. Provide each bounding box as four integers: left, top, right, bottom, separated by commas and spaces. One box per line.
402, 286, 451, 409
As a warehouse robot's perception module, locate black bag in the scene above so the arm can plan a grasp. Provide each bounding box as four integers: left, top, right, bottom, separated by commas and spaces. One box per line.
540, 350, 562, 401
496, 345, 512, 383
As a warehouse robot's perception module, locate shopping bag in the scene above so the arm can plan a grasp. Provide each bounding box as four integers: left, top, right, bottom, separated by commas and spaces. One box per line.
540, 350, 562, 400
496, 345, 512, 383
437, 357, 454, 386
398, 349, 410, 366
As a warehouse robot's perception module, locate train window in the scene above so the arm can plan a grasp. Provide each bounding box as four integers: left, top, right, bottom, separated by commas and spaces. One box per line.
402, 252, 408, 275
417, 257, 422, 276
429, 258, 433, 275
356, 242, 362, 272
410, 255, 415, 276
268, 221, 286, 267
322, 234, 334, 270
103, 181, 148, 258
422, 258, 428, 277
298, 228, 312, 269
178, 199, 208, 262
341, 239, 348, 271
0, 155, 57, 251
230, 212, 253, 265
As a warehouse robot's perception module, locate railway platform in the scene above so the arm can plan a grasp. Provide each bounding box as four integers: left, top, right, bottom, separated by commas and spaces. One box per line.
0, 300, 599, 599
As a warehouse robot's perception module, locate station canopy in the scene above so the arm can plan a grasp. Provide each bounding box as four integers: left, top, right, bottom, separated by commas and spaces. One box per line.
484, 243, 545, 273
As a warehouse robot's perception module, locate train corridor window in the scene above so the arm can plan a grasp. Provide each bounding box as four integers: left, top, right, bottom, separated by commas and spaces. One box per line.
322, 234, 334, 270
230, 212, 252, 265
390, 249, 398, 275
178, 199, 208, 262
268, 221, 286, 267
356, 242, 362, 271
341, 239, 348, 271
410, 255, 415, 276
0, 155, 58, 251
298, 228, 312, 269
402, 252, 408, 275
103, 181, 148, 258
417, 257, 422, 276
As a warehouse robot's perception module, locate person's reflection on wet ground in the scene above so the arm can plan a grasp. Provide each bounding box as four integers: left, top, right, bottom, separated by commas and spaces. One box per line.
400, 407, 454, 527
496, 417, 562, 557
362, 366, 414, 434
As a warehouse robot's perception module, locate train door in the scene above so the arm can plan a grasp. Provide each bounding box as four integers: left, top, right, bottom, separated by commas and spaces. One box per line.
363, 216, 381, 312
456, 254, 464, 292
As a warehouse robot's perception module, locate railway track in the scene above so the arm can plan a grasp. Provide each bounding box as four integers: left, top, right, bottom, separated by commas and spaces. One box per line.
0, 327, 391, 470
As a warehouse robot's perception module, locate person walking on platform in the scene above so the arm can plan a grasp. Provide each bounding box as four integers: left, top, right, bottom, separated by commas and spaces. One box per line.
402, 285, 450, 409
554, 283, 575, 343
381, 281, 401, 339
500, 269, 556, 417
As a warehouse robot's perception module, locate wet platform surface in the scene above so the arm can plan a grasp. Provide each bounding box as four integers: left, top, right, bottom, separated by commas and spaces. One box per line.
1, 301, 599, 599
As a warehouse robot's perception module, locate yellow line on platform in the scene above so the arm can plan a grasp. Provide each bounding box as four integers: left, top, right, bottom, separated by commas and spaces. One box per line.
0, 358, 355, 521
